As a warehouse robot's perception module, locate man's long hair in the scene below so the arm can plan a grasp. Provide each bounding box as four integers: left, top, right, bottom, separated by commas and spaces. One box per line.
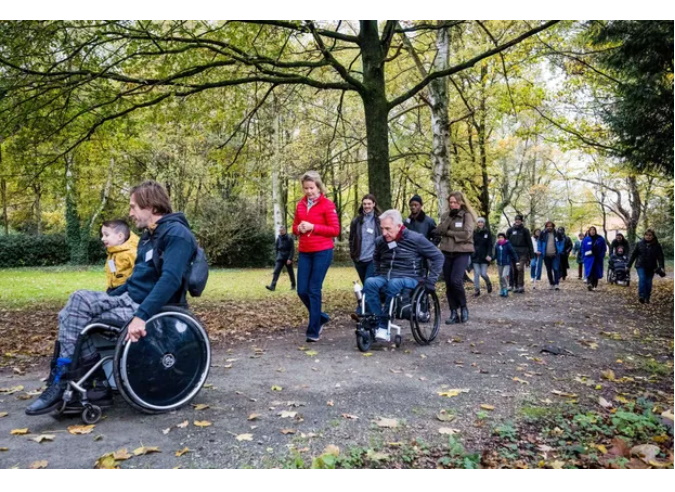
130, 181, 173, 215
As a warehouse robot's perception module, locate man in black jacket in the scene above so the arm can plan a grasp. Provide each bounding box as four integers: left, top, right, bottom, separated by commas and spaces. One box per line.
405, 194, 437, 241
363, 209, 444, 341
505, 214, 534, 293
266, 226, 295, 291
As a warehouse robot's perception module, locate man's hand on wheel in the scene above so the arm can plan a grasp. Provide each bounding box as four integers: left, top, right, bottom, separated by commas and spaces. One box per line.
125, 316, 147, 342
424, 279, 436, 292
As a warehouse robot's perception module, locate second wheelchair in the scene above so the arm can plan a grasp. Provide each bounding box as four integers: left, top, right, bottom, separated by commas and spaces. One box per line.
353, 282, 441, 352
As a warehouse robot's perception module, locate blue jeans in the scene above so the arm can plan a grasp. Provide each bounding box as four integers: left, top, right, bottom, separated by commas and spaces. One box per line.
353, 260, 376, 285
363, 276, 418, 326
636, 267, 654, 300
297, 249, 333, 339
531, 255, 543, 280
543, 256, 560, 285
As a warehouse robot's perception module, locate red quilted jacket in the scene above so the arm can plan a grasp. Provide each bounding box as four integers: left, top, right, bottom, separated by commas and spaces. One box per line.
292, 194, 340, 253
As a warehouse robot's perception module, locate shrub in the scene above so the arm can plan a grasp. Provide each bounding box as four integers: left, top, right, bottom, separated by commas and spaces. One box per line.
0, 234, 107, 267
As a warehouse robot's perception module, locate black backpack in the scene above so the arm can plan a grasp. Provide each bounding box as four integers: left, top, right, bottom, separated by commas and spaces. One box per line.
187, 247, 209, 297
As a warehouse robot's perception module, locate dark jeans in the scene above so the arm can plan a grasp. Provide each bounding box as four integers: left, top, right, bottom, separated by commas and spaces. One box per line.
443, 252, 471, 309
543, 255, 560, 286
363, 275, 418, 327
636, 267, 655, 300
271, 259, 295, 288
297, 249, 333, 339
577, 263, 583, 278
510, 254, 528, 289
353, 260, 376, 285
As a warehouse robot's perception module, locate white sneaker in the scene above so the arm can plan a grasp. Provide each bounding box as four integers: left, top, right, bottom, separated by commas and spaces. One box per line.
549, 284, 555, 290
375, 328, 390, 341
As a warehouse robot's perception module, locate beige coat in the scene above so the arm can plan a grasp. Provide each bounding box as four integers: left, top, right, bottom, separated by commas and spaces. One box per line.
437, 209, 475, 254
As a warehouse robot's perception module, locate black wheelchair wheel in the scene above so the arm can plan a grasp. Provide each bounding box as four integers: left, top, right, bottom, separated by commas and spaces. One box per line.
394, 335, 402, 348
355, 328, 373, 352
410, 287, 441, 345
81, 404, 102, 424
113, 307, 210, 414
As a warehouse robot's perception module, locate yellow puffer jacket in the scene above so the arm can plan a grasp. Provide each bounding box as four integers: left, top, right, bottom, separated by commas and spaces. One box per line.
105, 232, 139, 290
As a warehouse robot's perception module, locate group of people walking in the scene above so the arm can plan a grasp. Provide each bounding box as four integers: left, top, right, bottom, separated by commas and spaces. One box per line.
269, 171, 667, 342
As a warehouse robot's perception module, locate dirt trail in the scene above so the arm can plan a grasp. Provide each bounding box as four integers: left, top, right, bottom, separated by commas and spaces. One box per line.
0, 278, 672, 468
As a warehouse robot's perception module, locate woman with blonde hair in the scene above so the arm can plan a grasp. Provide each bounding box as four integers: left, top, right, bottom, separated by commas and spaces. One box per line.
292, 171, 340, 342
436, 191, 476, 324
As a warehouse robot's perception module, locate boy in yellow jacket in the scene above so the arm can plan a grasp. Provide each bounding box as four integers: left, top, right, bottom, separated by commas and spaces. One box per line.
101, 219, 139, 292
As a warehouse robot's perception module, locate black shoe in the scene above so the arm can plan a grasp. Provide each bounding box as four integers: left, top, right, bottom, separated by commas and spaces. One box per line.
486, 282, 493, 294
265, 285, 275, 291
290, 285, 296, 290
460, 306, 469, 323
587, 284, 593, 291
474, 290, 480, 297
445, 309, 459, 325
639, 297, 645, 304
645, 297, 650, 304
26, 379, 68, 416
306, 337, 319, 343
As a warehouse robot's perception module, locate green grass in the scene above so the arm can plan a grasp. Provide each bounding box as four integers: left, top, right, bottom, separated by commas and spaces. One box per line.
0, 265, 363, 308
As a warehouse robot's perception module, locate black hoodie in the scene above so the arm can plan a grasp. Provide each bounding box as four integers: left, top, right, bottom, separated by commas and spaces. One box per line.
110, 212, 197, 320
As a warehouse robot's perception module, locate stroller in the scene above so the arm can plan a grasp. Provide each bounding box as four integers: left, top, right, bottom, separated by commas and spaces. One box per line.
607, 248, 630, 286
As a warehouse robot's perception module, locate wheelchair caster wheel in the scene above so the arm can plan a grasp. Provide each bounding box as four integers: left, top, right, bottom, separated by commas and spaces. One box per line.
394, 335, 402, 348
82, 404, 102, 424
356, 330, 372, 352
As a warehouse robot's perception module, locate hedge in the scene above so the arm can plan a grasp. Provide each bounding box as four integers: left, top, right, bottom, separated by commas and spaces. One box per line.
0, 234, 105, 267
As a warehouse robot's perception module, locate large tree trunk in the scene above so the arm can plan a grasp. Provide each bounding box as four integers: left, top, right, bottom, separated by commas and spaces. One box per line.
625, 175, 642, 245
360, 21, 392, 210
429, 26, 451, 217
0, 143, 7, 235
271, 100, 284, 237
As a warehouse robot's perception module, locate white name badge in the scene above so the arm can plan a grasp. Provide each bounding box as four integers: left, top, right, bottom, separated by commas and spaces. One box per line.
484, 234, 488, 239
145, 249, 154, 262
405, 218, 411, 224
108, 259, 117, 273
511, 231, 517, 235
367, 228, 374, 234
388, 241, 398, 249
455, 222, 462, 227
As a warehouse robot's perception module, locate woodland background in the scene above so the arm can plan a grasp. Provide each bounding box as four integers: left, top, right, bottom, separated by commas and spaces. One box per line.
0, 20, 672, 267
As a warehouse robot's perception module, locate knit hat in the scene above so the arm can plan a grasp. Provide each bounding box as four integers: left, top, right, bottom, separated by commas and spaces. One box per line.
409, 194, 423, 205
477, 217, 486, 224
514, 214, 524, 221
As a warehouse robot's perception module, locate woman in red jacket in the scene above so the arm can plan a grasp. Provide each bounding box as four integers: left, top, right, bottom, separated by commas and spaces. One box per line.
292, 171, 340, 342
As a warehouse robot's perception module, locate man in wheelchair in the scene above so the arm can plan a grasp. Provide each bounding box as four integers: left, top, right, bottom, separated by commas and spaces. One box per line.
26, 181, 199, 416
363, 209, 444, 342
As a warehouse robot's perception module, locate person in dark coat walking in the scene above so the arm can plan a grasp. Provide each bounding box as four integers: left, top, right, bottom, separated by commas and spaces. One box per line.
266, 226, 296, 291
558, 226, 574, 281
609, 232, 631, 257
471, 217, 493, 296
505, 214, 534, 293
349, 194, 382, 284
628, 229, 665, 304
405, 194, 437, 241
580, 226, 607, 291
494, 233, 519, 297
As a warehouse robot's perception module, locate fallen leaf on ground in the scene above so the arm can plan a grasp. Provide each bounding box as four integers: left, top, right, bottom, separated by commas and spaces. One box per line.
279, 411, 297, 418
113, 449, 132, 460
280, 429, 296, 435
549, 460, 565, 469
436, 411, 455, 422
375, 418, 398, 428
133, 446, 161, 456
0, 447, 8, 452
175, 447, 190, 457
29, 460, 48, 469
30, 434, 55, 443
326, 401, 334, 406
247, 413, 261, 421
10, 428, 29, 435
194, 420, 212, 427
236, 433, 253, 441
192, 403, 210, 411
0, 385, 24, 394
341, 413, 359, 420
598, 396, 613, 409
305, 350, 318, 357
162, 428, 171, 435
551, 390, 577, 398
177, 420, 189, 428
437, 388, 470, 398
0, 412, 8, 418
480, 404, 495, 411
271, 385, 283, 391
323, 445, 340, 456
68, 425, 95, 435
607, 437, 631, 458
362, 352, 373, 357
513, 377, 530, 385
94, 454, 118, 469
366, 450, 390, 461
601, 369, 616, 381
438, 428, 460, 435
630, 444, 660, 463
